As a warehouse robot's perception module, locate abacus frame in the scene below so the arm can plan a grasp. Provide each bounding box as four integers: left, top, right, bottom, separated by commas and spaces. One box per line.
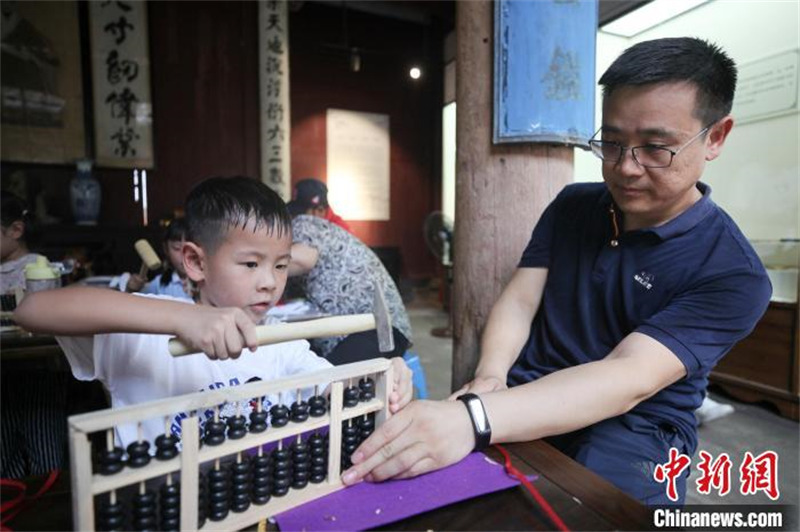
68, 357, 394, 531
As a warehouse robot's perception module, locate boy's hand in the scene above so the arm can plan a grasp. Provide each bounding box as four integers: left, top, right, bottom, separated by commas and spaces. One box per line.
174, 306, 258, 360
126, 273, 147, 293
389, 357, 413, 413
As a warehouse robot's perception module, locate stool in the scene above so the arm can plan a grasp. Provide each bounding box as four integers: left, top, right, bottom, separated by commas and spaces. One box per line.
402, 351, 429, 399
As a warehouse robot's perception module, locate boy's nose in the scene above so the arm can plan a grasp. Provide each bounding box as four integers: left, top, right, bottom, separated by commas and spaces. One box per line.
258, 268, 277, 291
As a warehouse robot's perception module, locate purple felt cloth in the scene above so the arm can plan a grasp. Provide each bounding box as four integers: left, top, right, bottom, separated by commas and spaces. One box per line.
275, 452, 537, 531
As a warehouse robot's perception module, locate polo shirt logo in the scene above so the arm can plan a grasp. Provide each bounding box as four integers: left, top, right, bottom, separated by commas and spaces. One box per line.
634, 271, 654, 290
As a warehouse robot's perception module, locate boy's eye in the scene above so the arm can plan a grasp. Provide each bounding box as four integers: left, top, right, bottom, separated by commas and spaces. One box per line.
276, 263, 288, 270
244, 261, 258, 269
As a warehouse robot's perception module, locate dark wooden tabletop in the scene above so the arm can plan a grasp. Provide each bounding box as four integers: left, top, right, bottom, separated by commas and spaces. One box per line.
6, 440, 652, 531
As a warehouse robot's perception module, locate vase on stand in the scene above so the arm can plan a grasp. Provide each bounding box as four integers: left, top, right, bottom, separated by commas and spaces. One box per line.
70, 159, 100, 225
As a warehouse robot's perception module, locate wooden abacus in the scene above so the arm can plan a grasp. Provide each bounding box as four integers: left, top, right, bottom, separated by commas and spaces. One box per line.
68, 358, 393, 531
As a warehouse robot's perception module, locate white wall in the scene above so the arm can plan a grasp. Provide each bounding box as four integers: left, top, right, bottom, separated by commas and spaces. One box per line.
577, 0, 800, 241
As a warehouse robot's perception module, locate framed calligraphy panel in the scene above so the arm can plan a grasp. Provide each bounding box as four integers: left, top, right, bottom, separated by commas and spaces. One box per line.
89, 0, 153, 168
259, 0, 291, 200
1, 1, 86, 164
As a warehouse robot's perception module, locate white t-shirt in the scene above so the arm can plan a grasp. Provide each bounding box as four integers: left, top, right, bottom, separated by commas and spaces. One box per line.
57, 296, 332, 448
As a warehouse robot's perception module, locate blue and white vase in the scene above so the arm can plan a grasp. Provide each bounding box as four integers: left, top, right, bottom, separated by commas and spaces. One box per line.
70, 159, 101, 225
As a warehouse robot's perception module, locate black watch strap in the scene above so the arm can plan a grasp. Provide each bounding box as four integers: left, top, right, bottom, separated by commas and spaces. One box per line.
457, 393, 492, 451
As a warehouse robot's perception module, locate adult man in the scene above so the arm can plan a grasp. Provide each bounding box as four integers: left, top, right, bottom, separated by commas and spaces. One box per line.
342, 38, 771, 505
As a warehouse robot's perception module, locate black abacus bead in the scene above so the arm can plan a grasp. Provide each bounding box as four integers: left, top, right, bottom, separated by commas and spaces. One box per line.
197, 473, 208, 527
309, 432, 328, 483
308, 395, 327, 417
358, 377, 376, 401
341, 423, 360, 469
126, 441, 151, 468
343, 386, 361, 407
271, 448, 291, 496
290, 400, 310, 423
230, 459, 252, 513
291, 441, 310, 489
226, 415, 247, 440
97, 447, 125, 475
358, 414, 376, 439
132, 490, 157, 531
160, 482, 180, 531
249, 410, 269, 433
97, 497, 125, 531
204, 420, 226, 446
207, 467, 230, 521
155, 434, 179, 460
269, 404, 290, 427
251, 454, 272, 505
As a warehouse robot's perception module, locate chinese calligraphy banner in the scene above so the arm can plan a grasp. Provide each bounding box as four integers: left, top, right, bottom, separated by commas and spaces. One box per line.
89, 0, 153, 168
326, 109, 390, 221
259, 0, 291, 200
1, 1, 86, 164
493, 0, 596, 147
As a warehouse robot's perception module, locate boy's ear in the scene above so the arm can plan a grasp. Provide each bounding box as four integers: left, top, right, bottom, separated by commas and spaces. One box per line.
182, 242, 206, 283
7, 220, 25, 240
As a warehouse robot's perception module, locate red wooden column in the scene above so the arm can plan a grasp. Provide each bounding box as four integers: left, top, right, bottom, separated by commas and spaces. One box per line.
451, 1, 574, 390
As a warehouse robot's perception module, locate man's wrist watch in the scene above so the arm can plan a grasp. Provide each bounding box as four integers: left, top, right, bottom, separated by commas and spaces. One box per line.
457, 393, 492, 451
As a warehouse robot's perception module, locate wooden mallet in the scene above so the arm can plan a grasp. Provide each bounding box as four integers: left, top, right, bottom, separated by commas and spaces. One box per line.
134, 239, 162, 279
168, 280, 395, 357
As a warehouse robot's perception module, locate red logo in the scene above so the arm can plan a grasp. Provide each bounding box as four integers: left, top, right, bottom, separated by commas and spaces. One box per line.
654, 447, 691, 502
696, 450, 732, 496
740, 450, 779, 500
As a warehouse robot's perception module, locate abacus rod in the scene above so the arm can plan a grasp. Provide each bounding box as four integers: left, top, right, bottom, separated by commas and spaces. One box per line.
179, 416, 200, 532
328, 381, 344, 485
69, 359, 391, 432
69, 427, 94, 531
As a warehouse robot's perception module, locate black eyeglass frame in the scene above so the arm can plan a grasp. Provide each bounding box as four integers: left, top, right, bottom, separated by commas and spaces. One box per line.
588, 122, 716, 169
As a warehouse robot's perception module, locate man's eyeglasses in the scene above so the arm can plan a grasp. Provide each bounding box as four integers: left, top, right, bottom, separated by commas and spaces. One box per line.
588, 124, 713, 169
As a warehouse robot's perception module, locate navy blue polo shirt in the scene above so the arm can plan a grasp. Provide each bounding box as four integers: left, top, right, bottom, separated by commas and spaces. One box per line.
508, 182, 771, 454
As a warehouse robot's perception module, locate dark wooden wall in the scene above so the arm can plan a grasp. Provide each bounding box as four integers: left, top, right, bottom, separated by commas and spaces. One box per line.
1, 1, 446, 279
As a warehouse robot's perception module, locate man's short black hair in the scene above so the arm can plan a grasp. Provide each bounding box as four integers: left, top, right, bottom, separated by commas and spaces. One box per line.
184, 176, 291, 252
599, 37, 737, 125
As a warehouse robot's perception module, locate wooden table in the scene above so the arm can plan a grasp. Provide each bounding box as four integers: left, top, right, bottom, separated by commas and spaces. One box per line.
6, 440, 651, 531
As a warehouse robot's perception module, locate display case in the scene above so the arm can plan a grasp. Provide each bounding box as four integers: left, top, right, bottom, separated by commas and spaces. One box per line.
711, 240, 799, 420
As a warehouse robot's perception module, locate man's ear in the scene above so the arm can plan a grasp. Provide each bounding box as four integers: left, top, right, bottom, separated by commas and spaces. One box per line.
182, 241, 206, 283
705, 115, 734, 162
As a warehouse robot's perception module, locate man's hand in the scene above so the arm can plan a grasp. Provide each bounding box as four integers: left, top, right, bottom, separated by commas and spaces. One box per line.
173, 306, 258, 360
388, 357, 413, 413
448, 375, 507, 400
341, 400, 475, 484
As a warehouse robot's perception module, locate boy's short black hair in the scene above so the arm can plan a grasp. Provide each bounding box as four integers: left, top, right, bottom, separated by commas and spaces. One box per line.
184, 176, 291, 252
599, 37, 737, 125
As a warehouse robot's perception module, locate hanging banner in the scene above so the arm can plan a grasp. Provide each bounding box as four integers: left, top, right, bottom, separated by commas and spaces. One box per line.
259, 0, 291, 200
89, 0, 154, 168
493, 0, 597, 147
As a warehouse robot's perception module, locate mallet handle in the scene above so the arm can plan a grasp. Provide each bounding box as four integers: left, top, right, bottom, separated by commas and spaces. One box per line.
168, 313, 376, 357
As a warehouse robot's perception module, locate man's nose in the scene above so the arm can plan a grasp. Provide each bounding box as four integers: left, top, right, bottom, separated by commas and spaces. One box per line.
616, 147, 645, 176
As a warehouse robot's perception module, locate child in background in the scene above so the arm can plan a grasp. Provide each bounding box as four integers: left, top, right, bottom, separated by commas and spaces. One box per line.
15, 176, 412, 448
1, 191, 39, 294
127, 218, 192, 299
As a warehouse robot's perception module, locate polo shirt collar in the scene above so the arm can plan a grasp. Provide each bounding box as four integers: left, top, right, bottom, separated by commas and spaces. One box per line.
604, 182, 715, 242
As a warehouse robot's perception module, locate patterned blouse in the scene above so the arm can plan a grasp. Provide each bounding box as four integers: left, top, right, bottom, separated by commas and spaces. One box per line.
289, 215, 412, 358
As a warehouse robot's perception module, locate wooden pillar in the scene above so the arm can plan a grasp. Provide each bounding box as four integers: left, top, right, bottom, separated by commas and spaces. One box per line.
451, 1, 574, 390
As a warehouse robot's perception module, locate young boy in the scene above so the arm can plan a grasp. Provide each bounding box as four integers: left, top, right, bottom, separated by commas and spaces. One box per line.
15, 176, 412, 448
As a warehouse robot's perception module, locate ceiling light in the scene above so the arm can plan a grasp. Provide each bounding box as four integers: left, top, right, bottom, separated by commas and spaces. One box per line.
409, 66, 422, 80
601, 0, 709, 38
